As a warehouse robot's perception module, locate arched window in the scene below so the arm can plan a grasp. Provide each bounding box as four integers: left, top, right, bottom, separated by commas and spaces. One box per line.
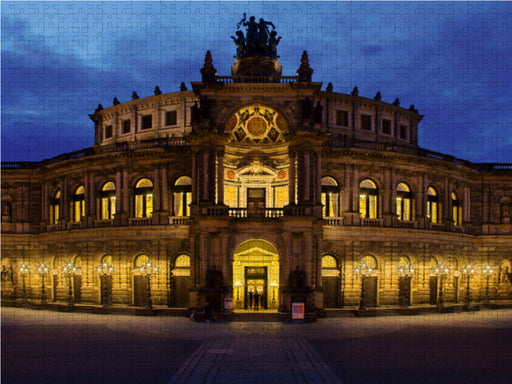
173, 176, 192, 217
427, 187, 440, 223
359, 179, 378, 219
72, 186, 85, 222
321, 177, 339, 217
134, 178, 153, 218
134, 254, 150, 269
361, 255, 378, 270
452, 192, 462, 226
396, 182, 412, 221
100, 181, 116, 220
50, 190, 60, 225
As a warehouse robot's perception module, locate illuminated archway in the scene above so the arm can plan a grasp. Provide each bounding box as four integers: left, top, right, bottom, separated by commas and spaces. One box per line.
232, 239, 279, 311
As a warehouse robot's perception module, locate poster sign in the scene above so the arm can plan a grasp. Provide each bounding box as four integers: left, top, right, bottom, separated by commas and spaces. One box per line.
292, 302, 304, 320
224, 297, 233, 310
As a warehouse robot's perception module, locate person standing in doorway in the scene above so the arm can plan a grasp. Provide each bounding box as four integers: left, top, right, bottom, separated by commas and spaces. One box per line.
254, 291, 259, 311
249, 290, 253, 309
204, 301, 214, 323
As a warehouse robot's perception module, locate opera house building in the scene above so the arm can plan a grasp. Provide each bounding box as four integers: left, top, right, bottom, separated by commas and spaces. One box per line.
2, 19, 512, 316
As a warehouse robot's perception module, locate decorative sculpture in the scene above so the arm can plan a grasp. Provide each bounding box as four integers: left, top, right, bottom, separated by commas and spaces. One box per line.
233, 14, 281, 59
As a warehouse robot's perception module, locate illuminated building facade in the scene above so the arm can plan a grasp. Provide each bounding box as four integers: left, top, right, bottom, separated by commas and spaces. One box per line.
2, 20, 512, 313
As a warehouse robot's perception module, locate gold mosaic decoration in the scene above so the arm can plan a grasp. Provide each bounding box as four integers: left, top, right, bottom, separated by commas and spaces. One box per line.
226, 104, 287, 144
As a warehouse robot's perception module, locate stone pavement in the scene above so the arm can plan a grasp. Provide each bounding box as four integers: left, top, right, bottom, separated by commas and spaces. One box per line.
169, 328, 341, 384
3, 307, 512, 384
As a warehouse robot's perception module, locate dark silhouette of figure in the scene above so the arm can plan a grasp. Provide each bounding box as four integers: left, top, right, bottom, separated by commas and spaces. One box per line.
203, 301, 214, 323
231, 30, 246, 58
313, 101, 323, 123
257, 18, 275, 53
267, 30, 281, 58
191, 101, 200, 123
243, 16, 258, 54
248, 291, 253, 309
254, 291, 260, 311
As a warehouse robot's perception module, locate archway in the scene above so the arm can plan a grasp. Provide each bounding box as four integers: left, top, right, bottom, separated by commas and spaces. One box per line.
232, 239, 279, 311
322, 255, 340, 308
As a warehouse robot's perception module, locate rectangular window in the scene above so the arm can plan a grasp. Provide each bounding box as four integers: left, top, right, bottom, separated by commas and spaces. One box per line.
122, 119, 131, 134
361, 114, 372, 131
165, 110, 177, 126
400, 124, 408, 139
105, 125, 113, 139
141, 115, 153, 130
336, 110, 349, 126
382, 119, 392, 135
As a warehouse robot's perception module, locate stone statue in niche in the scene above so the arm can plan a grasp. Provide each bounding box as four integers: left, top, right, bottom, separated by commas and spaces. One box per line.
500, 202, 512, 224
1, 265, 13, 283
2, 200, 11, 221
289, 265, 307, 290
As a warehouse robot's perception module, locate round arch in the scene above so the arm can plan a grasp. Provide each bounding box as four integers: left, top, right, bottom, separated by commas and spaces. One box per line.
232, 239, 280, 311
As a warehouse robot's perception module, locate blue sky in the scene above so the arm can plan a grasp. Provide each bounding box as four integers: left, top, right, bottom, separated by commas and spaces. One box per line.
2, 1, 511, 163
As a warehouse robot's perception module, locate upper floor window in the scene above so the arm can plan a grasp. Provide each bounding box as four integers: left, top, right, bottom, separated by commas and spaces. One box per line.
400, 124, 408, 140
396, 182, 412, 221
361, 114, 372, 131
336, 110, 349, 126
141, 115, 153, 130
427, 187, 439, 223
165, 110, 177, 126
50, 190, 60, 225
100, 181, 116, 220
105, 125, 113, 139
72, 185, 85, 222
382, 119, 392, 135
134, 178, 153, 218
173, 176, 192, 217
452, 192, 462, 226
321, 176, 339, 217
122, 119, 131, 134
359, 179, 378, 219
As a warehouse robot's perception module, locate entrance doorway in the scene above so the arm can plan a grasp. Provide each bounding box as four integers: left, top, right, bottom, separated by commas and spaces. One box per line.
232, 239, 279, 311
247, 188, 265, 216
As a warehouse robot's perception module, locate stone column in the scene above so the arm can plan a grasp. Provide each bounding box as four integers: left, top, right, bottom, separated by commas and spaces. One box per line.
217, 150, 225, 205
464, 185, 470, 224
89, 172, 96, 219
343, 163, 351, 213
304, 233, 312, 287
315, 150, 322, 205
153, 167, 161, 212
304, 150, 311, 202
191, 150, 198, 204
122, 168, 129, 220
161, 165, 169, 213
42, 183, 49, 222
115, 170, 122, 213
200, 232, 209, 284
221, 233, 230, 286
443, 178, 450, 223
202, 150, 209, 202
288, 150, 296, 205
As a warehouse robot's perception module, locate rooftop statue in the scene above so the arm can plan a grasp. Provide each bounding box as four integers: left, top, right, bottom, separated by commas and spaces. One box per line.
232, 13, 281, 59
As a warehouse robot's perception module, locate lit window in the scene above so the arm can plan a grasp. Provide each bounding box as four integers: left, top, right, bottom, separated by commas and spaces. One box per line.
359, 179, 378, 218
427, 187, 439, 223
452, 192, 462, 226
73, 186, 85, 222
134, 178, 153, 218
100, 181, 116, 220
396, 182, 412, 221
50, 190, 60, 225
321, 176, 339, 217
173, 176, 192, 217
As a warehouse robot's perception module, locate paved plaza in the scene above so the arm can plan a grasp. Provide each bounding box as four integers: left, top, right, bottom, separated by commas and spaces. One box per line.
2, 307, 512, 384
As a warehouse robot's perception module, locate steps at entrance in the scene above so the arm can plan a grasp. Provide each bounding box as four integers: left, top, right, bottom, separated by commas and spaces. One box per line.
230, 311, 288, 322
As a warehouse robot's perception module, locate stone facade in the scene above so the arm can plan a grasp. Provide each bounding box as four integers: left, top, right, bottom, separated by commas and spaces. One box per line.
2, 46, 512, 313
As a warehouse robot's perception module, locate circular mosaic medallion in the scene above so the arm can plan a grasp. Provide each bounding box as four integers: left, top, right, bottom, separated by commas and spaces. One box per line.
246, 116, 267, 137
278, 170, 287, 180
226, 170, 235, 179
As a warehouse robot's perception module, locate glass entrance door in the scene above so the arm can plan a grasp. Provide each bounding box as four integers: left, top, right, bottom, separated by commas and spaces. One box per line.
244, 266, 267, 309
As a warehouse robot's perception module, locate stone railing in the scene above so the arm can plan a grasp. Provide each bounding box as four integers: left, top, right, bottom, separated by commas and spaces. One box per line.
228, 208, 284, 218
323, 217, 344, 226
169, 216, 192, 225
94, 219, 114, 228
215, 75, 298, 84
128, 217, 152, 226
361, 218, 384, 227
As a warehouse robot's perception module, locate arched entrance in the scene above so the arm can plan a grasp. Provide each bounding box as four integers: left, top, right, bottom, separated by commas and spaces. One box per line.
232, 239, 279, 311
322, 255, 340, 308
170, 254, 190, 308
